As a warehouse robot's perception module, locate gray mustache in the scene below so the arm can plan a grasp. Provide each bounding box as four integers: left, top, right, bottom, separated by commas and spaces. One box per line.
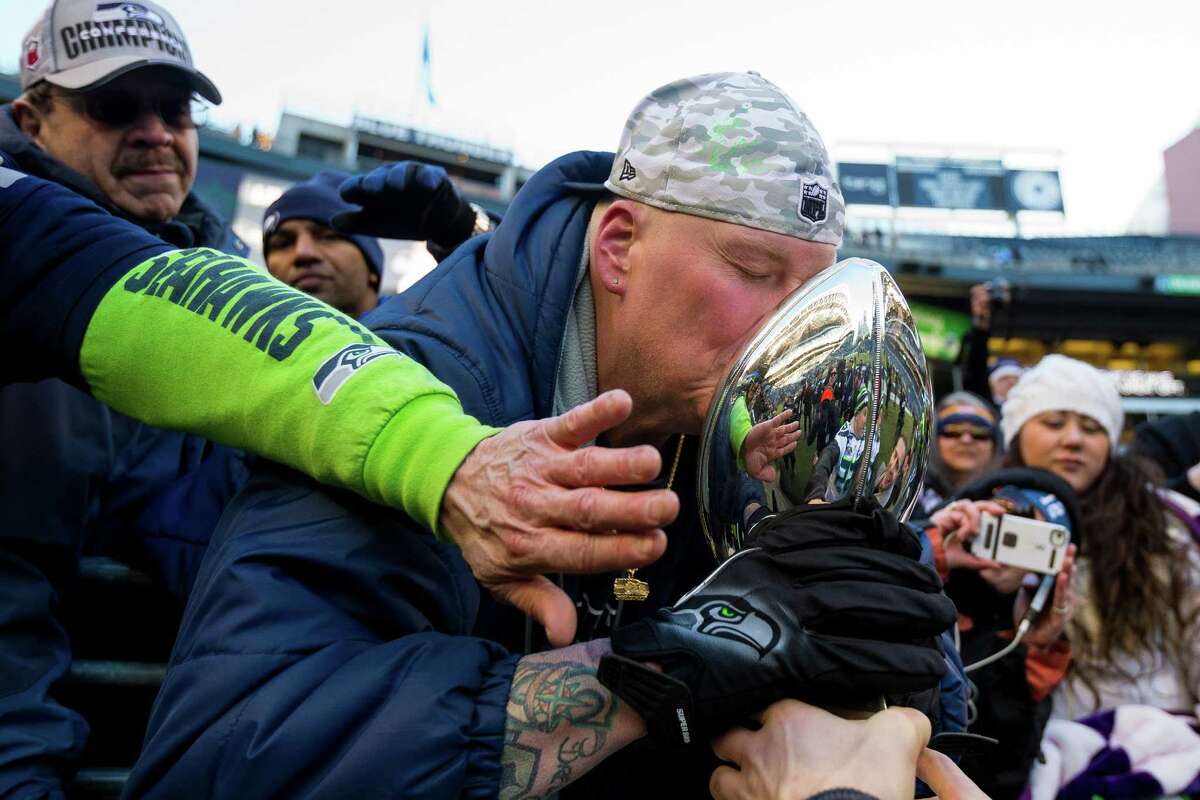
112, 153, 185, 177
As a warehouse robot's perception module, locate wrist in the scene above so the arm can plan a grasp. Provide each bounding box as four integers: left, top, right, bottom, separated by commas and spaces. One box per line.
429, 195, 478, 248
504, 639, 645, 797
364, 393, 498, 536
598, 649, 691, 750
924, 525, 948, 578
589, 638, 649, 744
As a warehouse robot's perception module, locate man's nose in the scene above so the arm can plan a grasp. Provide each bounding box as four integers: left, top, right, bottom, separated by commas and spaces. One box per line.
292, 233, 323, 264
125, 110, 175, 148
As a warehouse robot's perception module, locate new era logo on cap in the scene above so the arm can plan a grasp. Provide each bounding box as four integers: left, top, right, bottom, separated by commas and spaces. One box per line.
19, 0, 221, 104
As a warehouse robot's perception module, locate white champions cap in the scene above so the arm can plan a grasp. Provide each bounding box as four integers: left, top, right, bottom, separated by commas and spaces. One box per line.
19, 0, 220, 104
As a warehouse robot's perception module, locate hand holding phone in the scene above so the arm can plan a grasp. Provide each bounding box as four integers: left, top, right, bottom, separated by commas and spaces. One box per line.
1015, 544, 1077, 649
967, 511, 1069, 576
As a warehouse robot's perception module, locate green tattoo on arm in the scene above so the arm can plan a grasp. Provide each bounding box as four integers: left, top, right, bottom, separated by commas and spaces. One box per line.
500, 639, 644, 800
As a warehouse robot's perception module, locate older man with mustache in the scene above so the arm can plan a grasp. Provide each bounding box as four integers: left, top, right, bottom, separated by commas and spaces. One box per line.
0, 1, 249, 796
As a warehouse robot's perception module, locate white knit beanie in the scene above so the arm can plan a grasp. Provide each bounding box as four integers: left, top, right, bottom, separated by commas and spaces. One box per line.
1001, 354, 1124, 451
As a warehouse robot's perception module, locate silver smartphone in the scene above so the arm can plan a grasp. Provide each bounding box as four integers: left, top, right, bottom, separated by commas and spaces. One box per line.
968, 512, 1069, 575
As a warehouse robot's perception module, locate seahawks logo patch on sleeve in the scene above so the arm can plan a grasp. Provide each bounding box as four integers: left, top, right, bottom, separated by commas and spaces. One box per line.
313, 344, 400, 405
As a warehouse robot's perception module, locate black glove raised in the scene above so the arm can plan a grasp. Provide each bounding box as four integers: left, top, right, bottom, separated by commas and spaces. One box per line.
599, 499, 957, 750
334, 161, 476, 248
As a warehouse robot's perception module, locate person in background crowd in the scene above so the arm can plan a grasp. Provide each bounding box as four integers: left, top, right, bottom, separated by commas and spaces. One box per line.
1132, 410, 1200, 505
1000, 355, 1200, 721
923, 477, 1079, 799
0, 1, 253, 794
7, 3, 243, 250
987, 358, 1025, 407
125, 71, 963, 800
918, 391, 1000, 516
959, 280, 1023, 409
262, 171, 386, 317
262, 164, 491, 317
805, 387, 873, 502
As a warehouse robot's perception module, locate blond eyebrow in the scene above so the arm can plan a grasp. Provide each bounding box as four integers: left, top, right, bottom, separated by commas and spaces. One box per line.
715, 231, 790, 269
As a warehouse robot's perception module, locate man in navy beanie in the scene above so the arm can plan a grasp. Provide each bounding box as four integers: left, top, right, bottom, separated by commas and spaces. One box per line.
263, 171, 387, 318
264, 163, 491, 317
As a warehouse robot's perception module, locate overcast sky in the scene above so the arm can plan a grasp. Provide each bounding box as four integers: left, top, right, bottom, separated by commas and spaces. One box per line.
1, 0, 1193, 233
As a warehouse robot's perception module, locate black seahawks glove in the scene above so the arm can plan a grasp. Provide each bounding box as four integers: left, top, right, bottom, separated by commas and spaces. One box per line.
334, 162, 475, 248
599, 499, 957, 750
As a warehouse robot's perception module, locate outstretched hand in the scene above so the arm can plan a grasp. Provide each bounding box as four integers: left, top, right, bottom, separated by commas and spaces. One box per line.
741, 410, 802, 482
439, 390, 679, 647
335, 162, 474, 245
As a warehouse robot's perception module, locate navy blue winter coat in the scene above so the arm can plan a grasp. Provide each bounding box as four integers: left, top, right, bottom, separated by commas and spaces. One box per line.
0, 112, 249, 800
126, 150, 964, 799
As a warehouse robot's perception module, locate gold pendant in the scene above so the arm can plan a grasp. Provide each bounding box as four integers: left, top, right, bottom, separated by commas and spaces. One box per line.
611, 435, 683, 604
613, 570, 649, 601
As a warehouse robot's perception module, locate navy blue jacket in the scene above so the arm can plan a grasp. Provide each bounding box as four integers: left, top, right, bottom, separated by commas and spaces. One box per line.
127, 151, 964, 799
0, 118, 249, 800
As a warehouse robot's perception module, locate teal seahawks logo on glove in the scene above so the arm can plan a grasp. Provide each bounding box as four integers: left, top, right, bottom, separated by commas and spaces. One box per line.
673, 596, 780, 658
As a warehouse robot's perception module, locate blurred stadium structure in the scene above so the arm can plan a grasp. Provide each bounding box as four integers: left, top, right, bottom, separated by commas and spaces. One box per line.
2, 71, 1198, 413
833, 144, 1200, 413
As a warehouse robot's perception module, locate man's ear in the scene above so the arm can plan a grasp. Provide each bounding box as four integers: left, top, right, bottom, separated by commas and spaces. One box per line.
367, 270, 381, 292
593, 200, 640, 297
11, 99, 45, 144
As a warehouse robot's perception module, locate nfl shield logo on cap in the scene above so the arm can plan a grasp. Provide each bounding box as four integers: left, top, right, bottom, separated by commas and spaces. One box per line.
800, 180, 829, 224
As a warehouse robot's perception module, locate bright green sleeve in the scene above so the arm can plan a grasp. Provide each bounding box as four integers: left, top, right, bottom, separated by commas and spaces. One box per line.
78, 246, 497, 535
730, 394, 752, 471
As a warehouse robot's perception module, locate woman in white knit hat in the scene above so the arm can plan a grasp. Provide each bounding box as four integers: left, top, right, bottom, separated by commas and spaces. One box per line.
1000, 354, 1200, 721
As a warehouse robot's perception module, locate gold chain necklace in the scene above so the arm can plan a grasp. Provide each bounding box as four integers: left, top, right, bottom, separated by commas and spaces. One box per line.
612, 433, 685, 602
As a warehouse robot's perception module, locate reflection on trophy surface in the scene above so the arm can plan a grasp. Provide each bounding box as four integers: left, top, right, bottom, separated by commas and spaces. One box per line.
699, 258, 932, 562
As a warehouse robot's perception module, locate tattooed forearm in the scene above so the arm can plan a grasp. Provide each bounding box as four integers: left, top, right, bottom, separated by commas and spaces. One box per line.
499, 639, 644, 800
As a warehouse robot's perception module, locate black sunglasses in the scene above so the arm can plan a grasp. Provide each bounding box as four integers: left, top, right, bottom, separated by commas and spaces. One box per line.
56, 88, 208, 130
937, 424, 994, 442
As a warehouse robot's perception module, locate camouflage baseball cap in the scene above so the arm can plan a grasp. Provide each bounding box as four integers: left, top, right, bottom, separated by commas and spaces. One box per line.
604, 72, 843, 246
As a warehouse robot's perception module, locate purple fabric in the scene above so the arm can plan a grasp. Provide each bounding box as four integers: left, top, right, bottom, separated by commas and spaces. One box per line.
1028, 705, 1200, 800
1060, 764, 1161, 800
1158, 490, 1200, 546
1079, 708, 1117, 742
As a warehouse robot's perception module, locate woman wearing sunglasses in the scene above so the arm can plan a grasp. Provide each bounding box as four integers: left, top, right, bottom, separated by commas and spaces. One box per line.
918, 391, 1001, 517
